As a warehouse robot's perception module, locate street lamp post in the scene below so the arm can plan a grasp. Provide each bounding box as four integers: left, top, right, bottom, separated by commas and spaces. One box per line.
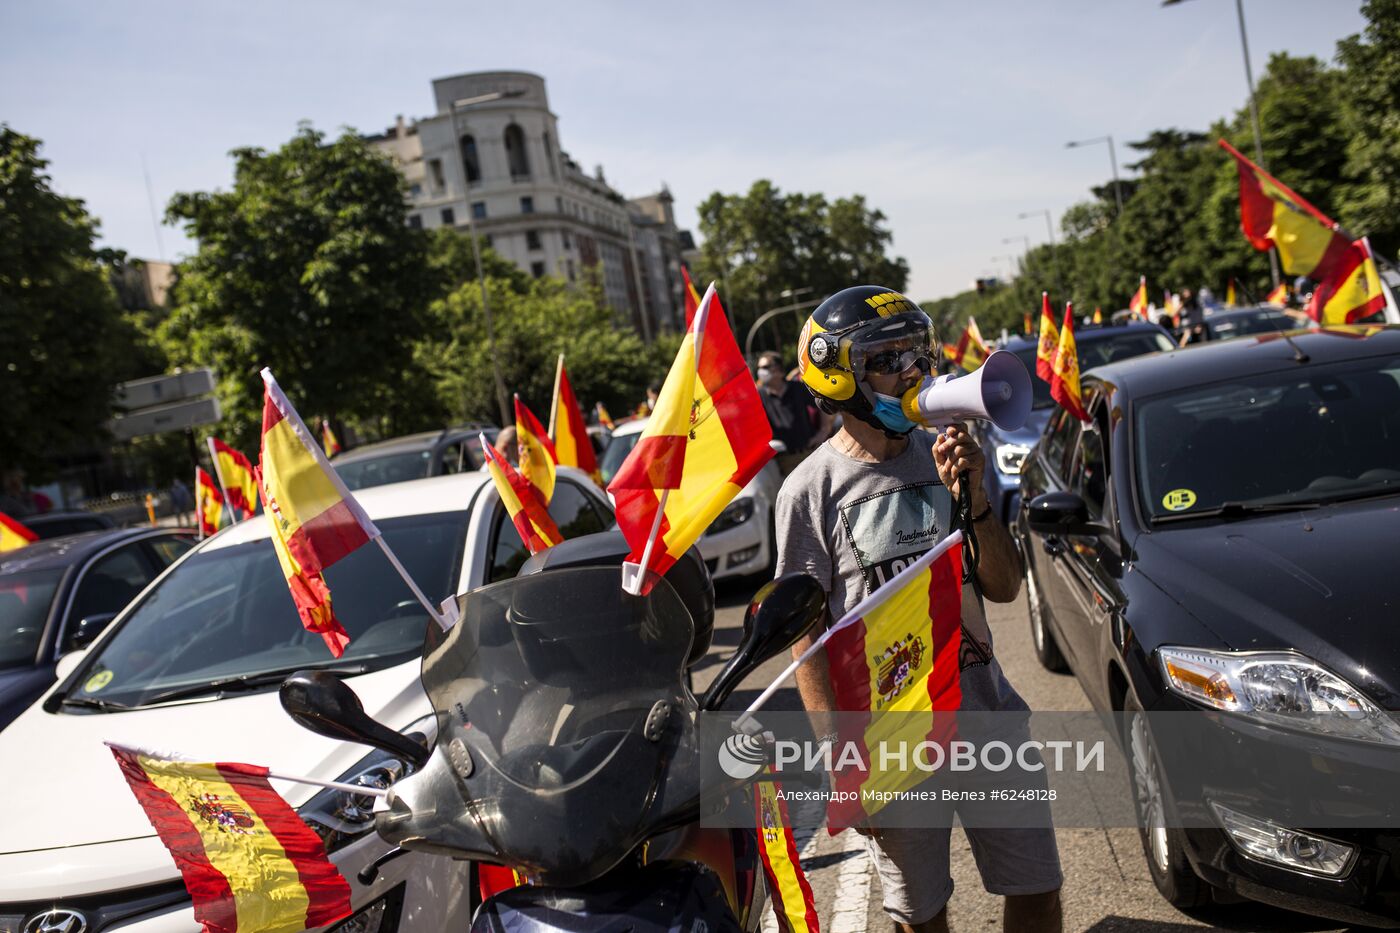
1003, 235, 1032, 275
1163, 0, 1280, 287
1065, 135, 1123, 218
448, 89, 525, 427
744, 292, 820, 363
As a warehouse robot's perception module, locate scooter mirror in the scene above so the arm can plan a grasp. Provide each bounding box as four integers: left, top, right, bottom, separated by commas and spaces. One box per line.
700, 574, 826, 711
279, 670, 430, 769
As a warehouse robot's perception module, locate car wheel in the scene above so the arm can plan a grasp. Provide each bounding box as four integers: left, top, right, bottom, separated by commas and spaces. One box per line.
1124, 692, 1210, 909
1025, 560, 1068, 672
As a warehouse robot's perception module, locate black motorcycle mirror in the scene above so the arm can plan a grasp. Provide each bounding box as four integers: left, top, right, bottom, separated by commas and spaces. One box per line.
279, 670, 430, 770
700, 574, 826, 711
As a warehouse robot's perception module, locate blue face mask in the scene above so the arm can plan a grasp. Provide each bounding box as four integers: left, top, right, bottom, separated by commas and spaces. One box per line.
872, 392, 916, 434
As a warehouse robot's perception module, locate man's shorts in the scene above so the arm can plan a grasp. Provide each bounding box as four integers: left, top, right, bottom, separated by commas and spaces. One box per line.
860, 730, 1063, 925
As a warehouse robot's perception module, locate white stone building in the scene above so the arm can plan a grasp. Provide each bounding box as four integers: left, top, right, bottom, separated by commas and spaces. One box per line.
366, 70, 689, 339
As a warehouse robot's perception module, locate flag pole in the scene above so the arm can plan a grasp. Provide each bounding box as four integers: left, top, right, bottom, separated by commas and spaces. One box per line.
547, 353, 564, 439
266, 770, 388, 798
374, 537, 454, 631
194, 467, 204, 540
205, 437, 239, 524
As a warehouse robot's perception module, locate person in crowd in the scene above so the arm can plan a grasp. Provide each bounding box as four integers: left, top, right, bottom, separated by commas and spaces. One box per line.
493, 426, 519, 466
1177, 287, 1206, 347
756, 350, 830, 474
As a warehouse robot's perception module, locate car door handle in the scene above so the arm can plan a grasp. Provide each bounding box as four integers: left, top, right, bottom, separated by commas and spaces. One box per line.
1043, 536, 1065, 557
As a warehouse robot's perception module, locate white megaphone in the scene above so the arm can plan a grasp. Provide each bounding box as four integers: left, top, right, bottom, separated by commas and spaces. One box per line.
900, 349, 1033, 431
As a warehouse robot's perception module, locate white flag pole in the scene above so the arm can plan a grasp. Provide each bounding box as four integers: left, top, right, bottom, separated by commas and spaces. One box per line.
547, 353, 564, 439
205, 437, 239, 524
194, 466, 205, 540
619, 285, 716, 596
104, 743, 390, 798
733, 531, 963, 731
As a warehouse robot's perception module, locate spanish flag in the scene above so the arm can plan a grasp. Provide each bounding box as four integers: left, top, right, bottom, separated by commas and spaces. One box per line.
551, 359, 600, 484
608, 283, 774, 595
1129, 277, 1149, 321
481, 435, 563, 555
682, 264, 703, 326
1221, 139, 1351, 283
1022, 312, 1032, 335
0, 512, 37, 552
1266, 282, 1290, 306
947, 318, 989, 371
320, 420, 342, 457
108, 743, 351, 933
1050, 303, 1089, 422
196, 467, 224, 538
755, 777, 820, 933
1225, 279, 1238, 307
1035, 292, 1059, 382
210, 438, 257, 520
1092, 307, 1103, 325
258, 369, 379, 657
1306, 237, 1386, 325
595, 401, 615, 431
514, 395, 557, 507
824, 533, 963, 828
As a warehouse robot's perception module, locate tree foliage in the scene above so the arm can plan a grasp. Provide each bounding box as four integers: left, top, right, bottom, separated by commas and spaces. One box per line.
0, 127, 137, 478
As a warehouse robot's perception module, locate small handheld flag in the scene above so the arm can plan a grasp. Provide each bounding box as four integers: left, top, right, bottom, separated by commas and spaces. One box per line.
0, 511, 37, 552
195, 467, 224, 538
596, 401, 616, 431
1265, 282, 1290, 306
320, 420, 342, 457
1129, 277, 1149, 321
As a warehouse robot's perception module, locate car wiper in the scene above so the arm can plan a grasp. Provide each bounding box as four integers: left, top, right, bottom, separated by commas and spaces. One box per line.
135, 663, 371, 707
1153, 500, 1323, 524
59, 695, 132, 712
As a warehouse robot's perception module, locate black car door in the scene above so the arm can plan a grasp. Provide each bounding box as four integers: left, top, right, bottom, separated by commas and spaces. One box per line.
1023, 406, 1085, 668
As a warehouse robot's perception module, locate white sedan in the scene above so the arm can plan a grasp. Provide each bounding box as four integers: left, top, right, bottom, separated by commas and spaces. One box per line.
599, 417, 783, 582
0, 467, 612, 933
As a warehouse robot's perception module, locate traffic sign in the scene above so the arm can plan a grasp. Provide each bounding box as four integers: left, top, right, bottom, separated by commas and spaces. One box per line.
114, 369, 216, 412
108, 396, 222, 441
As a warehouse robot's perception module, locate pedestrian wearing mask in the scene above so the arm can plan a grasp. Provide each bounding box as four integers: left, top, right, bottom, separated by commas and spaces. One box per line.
756, 351, 829, 474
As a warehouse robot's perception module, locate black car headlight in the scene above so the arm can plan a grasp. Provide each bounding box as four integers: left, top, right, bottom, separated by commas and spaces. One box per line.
706, 498, 755, 536
994, 443, 1031, 475
1157, 647, 1400, 744
301, 714, 435, 852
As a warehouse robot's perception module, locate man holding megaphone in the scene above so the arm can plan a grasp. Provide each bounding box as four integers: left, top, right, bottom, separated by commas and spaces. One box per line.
776, 286, 1063, 933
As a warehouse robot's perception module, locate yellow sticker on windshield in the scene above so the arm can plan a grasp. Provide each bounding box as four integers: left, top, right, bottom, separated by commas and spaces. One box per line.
1162, 489, 1197, 512
84, 669, 113, 693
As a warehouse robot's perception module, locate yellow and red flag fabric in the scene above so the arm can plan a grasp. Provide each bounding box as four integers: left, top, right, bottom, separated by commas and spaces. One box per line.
514, 396, 557, 507
1035, 292, 1060, 382
1050, 303, 1089, 422
108, 743, 351, 933
481, 435, 563, 555
947, 318, 989, 371
1306, 237, 1386, 325
1225, 279, 1238, 307
681, 264, 703, 326
755, 778, 820, 933
608, 283, 774, 595
1092, 307, 1103, 325
1265, 282, 1290, 306
551, 361, 600, 483
0, 511, 37, 552
258, 368, 379, 658
824, 533, 963, 828
1022, 312, 1032, 335
595, 401, 615, 431
320, 421, 342, 457
196, 467, 224, 538
1220, 139, 1351, 282
1129, 277, 1149, 321
210, 439, 257, 520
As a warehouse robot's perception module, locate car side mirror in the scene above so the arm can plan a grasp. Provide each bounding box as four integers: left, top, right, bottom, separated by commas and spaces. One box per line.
1027, 491, 1111, 537
69, 613, 118, 651
280, 670, 430, 769
700, 574, 826, 711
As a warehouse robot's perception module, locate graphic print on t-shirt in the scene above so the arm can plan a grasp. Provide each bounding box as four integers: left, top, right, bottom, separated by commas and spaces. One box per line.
837, 481, 993, 670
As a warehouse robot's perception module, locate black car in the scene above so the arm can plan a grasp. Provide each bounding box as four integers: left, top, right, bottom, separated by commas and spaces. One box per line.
331, 424, 500, 491
21, 510, 117, 539
1015, 326, 1400, 926
0, 527, 196, 730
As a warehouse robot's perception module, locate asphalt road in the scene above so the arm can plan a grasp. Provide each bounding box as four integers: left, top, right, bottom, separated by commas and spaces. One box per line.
694, 574, 1361, 933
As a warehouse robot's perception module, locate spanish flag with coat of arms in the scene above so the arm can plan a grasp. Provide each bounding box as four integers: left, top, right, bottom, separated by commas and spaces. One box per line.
1049, 303, 1090, 422
1035, 292, 1059, 382
608, 283, 774, 595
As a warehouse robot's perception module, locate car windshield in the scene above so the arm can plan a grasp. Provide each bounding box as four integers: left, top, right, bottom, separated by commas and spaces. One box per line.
68, 512, 469, 708
599, 431, 641, 485
0, 569, 65, 669
1003, 331, 1176, 410
1136, 353, 1400, 522
334, 450, 433, 491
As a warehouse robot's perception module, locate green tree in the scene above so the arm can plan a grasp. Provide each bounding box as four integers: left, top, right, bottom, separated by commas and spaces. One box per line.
0, 127, 136, 478
161, 124, 438, 450
1337, 0, 1400, 259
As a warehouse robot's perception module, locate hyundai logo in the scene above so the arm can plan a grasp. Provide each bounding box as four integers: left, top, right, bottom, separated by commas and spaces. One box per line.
22, 910, 87, 933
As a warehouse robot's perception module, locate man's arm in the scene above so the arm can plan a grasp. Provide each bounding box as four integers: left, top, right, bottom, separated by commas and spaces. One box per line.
932, 424, 1023, 602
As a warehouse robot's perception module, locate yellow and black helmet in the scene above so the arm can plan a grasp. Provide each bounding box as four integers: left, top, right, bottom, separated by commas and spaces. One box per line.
797, 286, 938, 429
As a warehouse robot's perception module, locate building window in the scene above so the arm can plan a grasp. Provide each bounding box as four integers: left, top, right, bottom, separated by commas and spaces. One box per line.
562, 231, 572, 249
440, 207, 455, 226
471, 201, 487, 220
428, 159, 445, 190
555, 196, 563, 213
526, 230, 542, 251
460, 135, 481, 184
504, 123, 530, 179
407, 214, 423, 229
520, 196, 534, 214
566, 259, 575, 282
409, 183, 422, 196
531, 261, 546, 278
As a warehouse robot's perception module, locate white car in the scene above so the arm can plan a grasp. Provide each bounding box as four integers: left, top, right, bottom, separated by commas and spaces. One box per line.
0, 467, 613, 933
598, 418, 783, 582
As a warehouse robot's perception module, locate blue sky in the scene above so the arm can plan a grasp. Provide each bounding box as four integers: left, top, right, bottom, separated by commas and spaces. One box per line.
0, 0, 1368, 301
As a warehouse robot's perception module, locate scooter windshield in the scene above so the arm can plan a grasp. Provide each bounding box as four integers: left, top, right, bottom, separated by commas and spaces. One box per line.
407, 567, 701, 884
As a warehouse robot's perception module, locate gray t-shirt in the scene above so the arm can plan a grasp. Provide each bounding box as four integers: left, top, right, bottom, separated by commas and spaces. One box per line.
773, 436, 1027, 714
